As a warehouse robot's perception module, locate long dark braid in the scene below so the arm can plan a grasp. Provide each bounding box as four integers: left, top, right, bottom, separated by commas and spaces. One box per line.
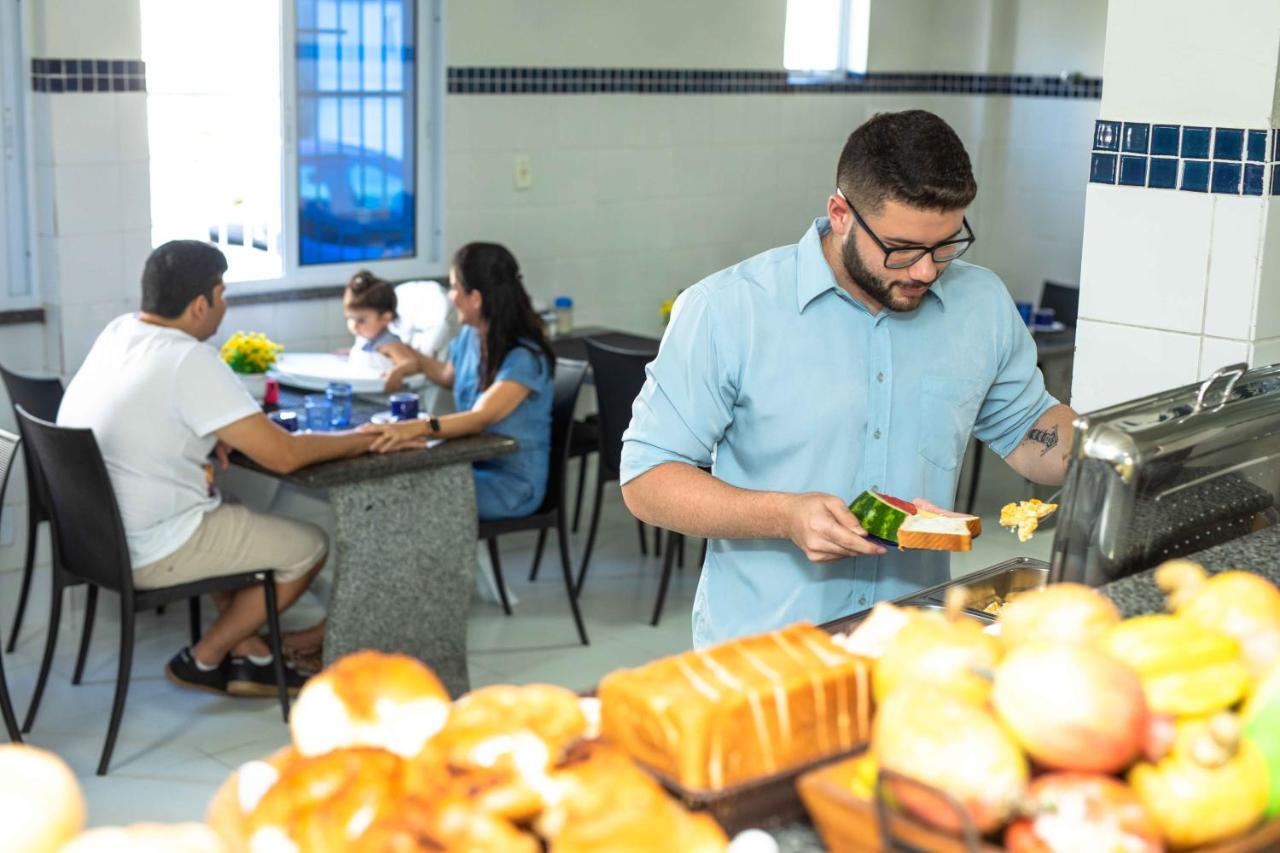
452, 242, 556, 389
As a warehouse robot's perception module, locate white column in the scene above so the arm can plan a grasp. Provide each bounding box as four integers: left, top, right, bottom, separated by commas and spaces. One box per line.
1071, 0, 1280, 412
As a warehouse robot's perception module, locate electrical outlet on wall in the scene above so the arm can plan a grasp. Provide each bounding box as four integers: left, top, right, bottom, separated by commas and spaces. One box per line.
514, 154, 533, 190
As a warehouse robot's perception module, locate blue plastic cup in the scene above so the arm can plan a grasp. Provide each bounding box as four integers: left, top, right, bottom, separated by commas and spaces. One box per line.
303, 395, 333, 431
268, 410, 299, 433
326, 381, 353, 428
1034, 307, 1057, 328
389, 392, 419, 421
1016, 302, 1033, 325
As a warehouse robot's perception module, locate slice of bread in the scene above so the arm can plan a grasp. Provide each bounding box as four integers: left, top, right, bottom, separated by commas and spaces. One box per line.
915, 509, 982, 537
897, 515, 973, 551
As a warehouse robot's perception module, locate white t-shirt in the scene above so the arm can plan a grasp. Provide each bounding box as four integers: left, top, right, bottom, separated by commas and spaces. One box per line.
58, 314, 261, 568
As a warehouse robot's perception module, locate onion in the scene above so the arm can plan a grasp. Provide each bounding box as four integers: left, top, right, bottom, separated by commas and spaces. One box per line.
997, 583, 1121, 650
873, 685, 1028, 834
1005, 773, 1164, 853
1155, 560, 1280, 678
992, 642, 1147, 774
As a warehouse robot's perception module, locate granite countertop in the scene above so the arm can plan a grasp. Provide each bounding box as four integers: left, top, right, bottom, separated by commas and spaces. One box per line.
232, 384, 518, 489
1101, 522, 1280, 617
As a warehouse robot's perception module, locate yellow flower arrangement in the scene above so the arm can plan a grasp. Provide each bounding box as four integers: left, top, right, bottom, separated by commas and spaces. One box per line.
220, 331, 284, 375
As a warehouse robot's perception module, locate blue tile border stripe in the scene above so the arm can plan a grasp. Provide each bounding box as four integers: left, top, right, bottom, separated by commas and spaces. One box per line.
1091, 119, 1278, 196
446, 67, 1102, 98
31, 58, 146, 93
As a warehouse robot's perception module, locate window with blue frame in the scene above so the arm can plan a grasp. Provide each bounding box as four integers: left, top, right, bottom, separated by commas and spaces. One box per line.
296, 0, 416, 265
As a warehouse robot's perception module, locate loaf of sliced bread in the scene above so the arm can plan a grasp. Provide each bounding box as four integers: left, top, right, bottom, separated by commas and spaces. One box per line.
896, 515, 974, 551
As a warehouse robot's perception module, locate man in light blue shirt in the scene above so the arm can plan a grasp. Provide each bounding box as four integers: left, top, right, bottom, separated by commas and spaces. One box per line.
620, 110, 1077, 647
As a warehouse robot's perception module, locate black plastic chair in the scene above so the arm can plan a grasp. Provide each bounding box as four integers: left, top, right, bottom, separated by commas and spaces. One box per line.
0, 364, 63, 653
568, 413, 598, 533
0, 430, 26, 742
574, 339, 662, 598
15, 407, 290, 775
479, 359, 589, 646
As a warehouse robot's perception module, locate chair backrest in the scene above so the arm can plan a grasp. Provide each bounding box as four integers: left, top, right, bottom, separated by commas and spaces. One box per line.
1040, 281, 1080, 327
15, 407, 134, 592
542, 359, 587, 513
0, 363, 64, 514
390, 280, 458, 360
584, 338, 657, 477
0, 428, 18, 516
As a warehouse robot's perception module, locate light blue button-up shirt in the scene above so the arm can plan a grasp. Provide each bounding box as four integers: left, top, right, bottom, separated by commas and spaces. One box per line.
620, 218, 1056, 647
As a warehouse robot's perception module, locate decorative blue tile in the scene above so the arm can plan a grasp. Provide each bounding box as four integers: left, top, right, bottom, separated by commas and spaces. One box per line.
1182, 126, 1211, 158
1151, 124, 1180, 156
1121, 122, 1150, 153
1214, 128, 1244, 160
1248, 130, 1267, 162
1119, 155, 1148, 186
1181, 160, 1210, 192
1244, 163, 1265, 196
1094, 120, 1120, 151
1274, 131, 1280, 163
1090, 152, 1118, 183
1273, 165, 1280, 196
1211, 161, 1242, 193
1148, 157, 1178, 188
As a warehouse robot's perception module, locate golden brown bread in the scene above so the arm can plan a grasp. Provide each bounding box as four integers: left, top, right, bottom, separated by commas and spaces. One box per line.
538, 742, 728, 853
0, 744, 85, 853
599, 623, 873, 790
289, 651, 451, 759
349, 797, 540, 853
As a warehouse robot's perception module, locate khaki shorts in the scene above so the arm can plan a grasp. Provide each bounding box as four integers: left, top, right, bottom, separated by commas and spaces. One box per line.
132, 504, 327, 590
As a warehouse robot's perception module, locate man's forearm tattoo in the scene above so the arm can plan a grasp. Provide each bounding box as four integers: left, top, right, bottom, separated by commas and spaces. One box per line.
1025, 425, 1059, 456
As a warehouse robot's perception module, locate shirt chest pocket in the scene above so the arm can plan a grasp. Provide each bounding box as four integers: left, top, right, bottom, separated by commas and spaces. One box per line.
919, 374, 985, 471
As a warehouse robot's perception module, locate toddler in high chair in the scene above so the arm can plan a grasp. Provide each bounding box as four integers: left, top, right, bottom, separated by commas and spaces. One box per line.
343, 270, 422, 392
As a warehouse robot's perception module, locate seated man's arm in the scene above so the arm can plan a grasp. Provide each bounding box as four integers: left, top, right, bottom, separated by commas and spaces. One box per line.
217, 413, 376, 475
1004, 403, 1076, 485
619, 290, 883, 563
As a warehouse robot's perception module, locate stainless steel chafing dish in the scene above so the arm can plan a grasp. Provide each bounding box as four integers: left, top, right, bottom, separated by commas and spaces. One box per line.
1050, 362, 1280, 587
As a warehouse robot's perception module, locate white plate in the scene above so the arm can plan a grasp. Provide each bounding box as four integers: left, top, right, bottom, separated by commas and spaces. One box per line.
268, 352, 427, 395
368, 412, 429, 425
1031, 320, 1067, 334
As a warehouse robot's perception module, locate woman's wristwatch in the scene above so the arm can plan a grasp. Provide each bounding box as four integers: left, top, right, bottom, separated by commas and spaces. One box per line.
425, 415, 441, 436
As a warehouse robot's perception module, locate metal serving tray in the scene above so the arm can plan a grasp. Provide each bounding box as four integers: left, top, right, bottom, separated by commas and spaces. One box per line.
1051, 363, 1280, 587
819, 557, 1049, 634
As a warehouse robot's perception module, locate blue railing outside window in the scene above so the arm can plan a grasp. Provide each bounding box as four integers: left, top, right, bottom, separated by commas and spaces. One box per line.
296, 0, 416, 265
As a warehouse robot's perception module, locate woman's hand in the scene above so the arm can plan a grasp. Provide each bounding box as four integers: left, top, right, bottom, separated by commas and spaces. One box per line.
381, 369, 405, 394
358, 420, 425, 453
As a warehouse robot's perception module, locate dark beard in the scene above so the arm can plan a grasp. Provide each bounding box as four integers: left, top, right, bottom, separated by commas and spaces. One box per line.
839, 232, 932, 313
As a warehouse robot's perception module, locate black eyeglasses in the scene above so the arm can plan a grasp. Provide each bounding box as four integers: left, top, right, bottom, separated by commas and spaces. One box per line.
836, 188, 976, 270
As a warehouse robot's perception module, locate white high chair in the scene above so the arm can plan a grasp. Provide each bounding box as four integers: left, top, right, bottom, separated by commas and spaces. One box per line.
391, 279, 459, 414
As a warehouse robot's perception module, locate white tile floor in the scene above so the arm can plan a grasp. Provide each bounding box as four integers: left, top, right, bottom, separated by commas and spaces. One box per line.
0, 448, 1051, 828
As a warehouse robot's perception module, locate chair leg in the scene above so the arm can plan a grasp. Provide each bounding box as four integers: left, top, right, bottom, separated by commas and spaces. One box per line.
572, 456, 588, 533
558, 518, 589, 645
678, 535, 685, 570
23, 579, 63, 733
487, 538, 512, 616
72, 584, 99, 685
262, 575, 290, 723
574, 473, 607, 599
527, 529, 549, 582
964, 439, 984, 515
6, 514, 39, 653
0, 638, 22, 742
637, 519, 648, 556
188, 596, 202, 646
652, 533, 680, 627
155, 605, 165, 616
700, 538, 709, 565
654, 526, 663, 556
97, 600, 135, 776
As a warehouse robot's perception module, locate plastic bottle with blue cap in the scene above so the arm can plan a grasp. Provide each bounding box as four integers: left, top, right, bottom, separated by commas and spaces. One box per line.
554, 296, 573, 337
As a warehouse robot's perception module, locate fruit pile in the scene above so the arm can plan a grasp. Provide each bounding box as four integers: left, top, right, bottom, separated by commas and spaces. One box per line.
831, 561, 1280, 850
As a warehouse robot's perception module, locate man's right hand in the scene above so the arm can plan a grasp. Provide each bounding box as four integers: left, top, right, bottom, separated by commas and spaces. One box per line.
781, 492, 888, 562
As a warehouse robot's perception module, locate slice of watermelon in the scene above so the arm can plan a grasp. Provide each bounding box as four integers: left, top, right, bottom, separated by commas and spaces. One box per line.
849, 490, 917, 543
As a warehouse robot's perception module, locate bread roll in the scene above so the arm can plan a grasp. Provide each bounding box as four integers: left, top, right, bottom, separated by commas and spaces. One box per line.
0, 744, 85, 853
349, 798, 539, 853
289, 651, 450, 759
61, 823, 225, 853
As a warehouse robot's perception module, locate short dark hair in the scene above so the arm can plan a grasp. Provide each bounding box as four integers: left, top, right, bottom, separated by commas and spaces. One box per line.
344, 270, 398, 317
837, 110, 977, 214
140, 240, 227, 318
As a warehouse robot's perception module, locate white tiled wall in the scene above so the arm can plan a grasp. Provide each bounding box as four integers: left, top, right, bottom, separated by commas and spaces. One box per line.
1070, 319, 1202, 411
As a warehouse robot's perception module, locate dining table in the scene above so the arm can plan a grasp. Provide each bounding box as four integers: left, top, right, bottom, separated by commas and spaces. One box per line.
229, 386, 516, 698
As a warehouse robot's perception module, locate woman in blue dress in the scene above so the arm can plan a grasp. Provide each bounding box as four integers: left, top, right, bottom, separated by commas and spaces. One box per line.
363, 242, 555, 520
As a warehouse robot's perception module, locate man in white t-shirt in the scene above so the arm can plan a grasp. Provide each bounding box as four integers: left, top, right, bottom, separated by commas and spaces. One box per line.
59, 240, 377, 696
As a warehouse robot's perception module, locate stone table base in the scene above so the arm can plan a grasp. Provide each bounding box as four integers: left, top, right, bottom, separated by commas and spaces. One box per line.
323, 462, 477, 697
